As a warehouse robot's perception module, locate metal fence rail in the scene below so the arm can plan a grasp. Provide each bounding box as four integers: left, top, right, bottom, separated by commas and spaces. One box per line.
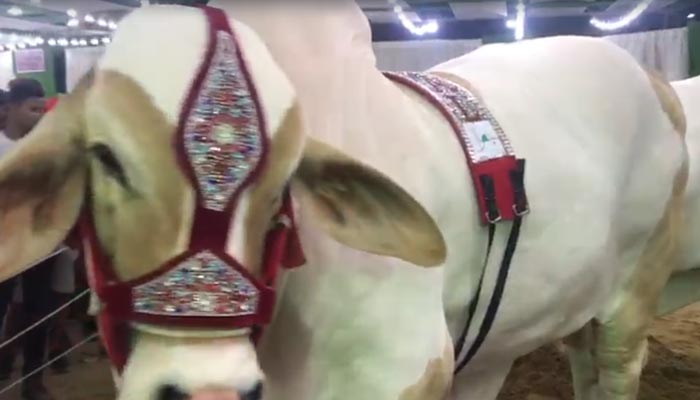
0, 289, 96, 394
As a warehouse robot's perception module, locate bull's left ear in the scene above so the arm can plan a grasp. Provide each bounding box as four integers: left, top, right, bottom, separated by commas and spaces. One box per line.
292, 138, 447, 267
0, 94, 86, 282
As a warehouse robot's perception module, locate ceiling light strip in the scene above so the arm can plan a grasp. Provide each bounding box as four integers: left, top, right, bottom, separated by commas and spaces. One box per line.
66, 8, 118, 30
0, 31, 110, 53
590, 0, 654, 31
387, 0, 439, 36
514, 1, 526, 40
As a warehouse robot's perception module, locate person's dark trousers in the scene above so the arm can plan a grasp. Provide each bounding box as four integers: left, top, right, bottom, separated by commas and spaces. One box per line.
0, 276, 18, 379
47, 291, 73, 374
0, 302, 22, 376
0, 257, 56, 400
19, 257, 55, 378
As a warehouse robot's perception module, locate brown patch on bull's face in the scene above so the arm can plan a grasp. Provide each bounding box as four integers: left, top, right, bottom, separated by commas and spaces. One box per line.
645, 69, 686, 138
85, 71, 193, 281
399, 335, 454, 400
85, 71, 304, 281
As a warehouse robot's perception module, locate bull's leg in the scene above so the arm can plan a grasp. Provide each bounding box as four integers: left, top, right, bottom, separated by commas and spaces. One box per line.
563, 324, 598, 400
449, 360, 513, 400
593, 318, 648, 400
594, 158, 686, 400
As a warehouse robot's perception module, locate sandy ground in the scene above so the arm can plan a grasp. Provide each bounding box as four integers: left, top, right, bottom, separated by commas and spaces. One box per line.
1, 304, 699, 400
498, 303, 700, 400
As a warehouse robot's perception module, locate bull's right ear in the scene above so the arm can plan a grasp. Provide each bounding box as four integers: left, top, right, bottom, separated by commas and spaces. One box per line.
292, 139, 446, 267
0, 91, 87, 282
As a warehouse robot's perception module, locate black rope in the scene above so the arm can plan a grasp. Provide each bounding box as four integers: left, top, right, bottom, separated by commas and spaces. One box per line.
452, 223, 494, 359
453, 160, 527, 375
454, 216, 523, 374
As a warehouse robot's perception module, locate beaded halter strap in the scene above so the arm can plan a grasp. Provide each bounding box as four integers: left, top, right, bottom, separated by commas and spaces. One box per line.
79, 7, 305, 372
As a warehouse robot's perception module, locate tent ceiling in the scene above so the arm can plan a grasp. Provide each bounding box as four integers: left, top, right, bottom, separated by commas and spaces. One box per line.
0, 0, 132, 34
0, 0, 696, 35
361, 0, 698, 23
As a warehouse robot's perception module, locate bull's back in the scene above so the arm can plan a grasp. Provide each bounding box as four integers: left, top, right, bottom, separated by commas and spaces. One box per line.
432, 35, 684, 248
673, 76, 700, 271
431, 36, 685, 354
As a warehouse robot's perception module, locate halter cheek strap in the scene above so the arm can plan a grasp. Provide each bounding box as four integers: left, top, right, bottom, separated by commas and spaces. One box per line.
78, 6, 305, 373
80, 192, 303, 372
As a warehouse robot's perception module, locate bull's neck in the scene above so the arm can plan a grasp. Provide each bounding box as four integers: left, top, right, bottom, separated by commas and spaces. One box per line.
212, 2, 399, 153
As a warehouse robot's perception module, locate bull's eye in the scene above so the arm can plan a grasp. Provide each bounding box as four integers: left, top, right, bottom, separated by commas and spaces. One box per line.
89, 143, 128, 186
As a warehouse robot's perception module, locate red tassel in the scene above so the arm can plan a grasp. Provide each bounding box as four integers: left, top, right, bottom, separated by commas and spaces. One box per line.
283, 227, 305, 269
281, 193, 305, 269
45, 96, 59, 112
97, 314, 130, 373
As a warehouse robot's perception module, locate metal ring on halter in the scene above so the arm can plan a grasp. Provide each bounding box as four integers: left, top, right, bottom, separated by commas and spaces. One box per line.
275, 215, 292, 229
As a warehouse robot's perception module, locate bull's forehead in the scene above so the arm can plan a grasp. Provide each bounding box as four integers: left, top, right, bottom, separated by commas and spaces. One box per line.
98, 5, 296, 139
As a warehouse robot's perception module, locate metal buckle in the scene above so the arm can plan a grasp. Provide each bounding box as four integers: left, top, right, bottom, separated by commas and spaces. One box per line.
512, 204, 530, 217
485, 211, 502, 224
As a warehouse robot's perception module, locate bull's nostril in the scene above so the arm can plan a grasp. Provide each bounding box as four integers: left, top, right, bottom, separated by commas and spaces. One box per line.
241, 381, 263, 400
157, 384, 190, 400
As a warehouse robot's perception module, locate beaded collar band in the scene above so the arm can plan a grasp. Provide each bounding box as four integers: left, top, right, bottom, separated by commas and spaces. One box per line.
80, 6, 305, 372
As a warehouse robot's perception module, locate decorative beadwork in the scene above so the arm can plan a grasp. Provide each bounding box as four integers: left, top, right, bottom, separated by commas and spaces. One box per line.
386, 71, 514, 163
133, 251, 259, 317
183, 30, 264, 212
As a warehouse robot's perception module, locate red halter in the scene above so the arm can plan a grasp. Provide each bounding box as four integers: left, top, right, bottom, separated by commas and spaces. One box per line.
77, 6, 305, 372
45, 96, 59, 112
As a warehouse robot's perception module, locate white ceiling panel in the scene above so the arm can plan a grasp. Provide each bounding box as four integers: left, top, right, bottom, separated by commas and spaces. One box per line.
0, 15, 64, 31
355, 0, 394, 9
449, 1, 507, 20
364, 10, 421, 22
24, 0, 133, 13
528, 6, 589, 18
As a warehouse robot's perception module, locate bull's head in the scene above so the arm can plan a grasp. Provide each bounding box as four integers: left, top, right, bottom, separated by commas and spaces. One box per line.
0, 5, 446, 400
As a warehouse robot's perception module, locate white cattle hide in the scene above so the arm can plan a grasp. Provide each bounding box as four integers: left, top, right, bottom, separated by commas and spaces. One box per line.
208, 3, 685, 400
673, 76, 700, 272
654, 77, 700, 317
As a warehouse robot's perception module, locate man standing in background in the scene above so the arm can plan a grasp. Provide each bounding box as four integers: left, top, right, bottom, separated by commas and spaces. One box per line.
0, 89, 10, 152
0, 78, 56, 400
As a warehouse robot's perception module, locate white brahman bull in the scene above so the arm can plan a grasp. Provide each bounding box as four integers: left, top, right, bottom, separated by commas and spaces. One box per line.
0, 3, 688, 400
655, 76, 700, 316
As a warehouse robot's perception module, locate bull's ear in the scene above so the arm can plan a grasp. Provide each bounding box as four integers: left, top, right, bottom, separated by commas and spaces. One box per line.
292, 139, 446, 267
0, 94, 87, 281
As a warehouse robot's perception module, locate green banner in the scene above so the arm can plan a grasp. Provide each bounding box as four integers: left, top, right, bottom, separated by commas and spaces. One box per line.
689, 21, 700, 78
12, 47, 56, 96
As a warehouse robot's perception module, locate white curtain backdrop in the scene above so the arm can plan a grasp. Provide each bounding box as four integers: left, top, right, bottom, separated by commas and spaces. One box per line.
0, 52, 15, 90
65, 47, 105, 91
373, 39, 482, 71
371, 27, 688, 79
62, 27, 688, 84
604, 27, 689, 81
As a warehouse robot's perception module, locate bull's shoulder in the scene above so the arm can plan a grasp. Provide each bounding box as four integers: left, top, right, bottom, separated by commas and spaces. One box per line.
435, 35, 638, 74
430, 36, 651, 105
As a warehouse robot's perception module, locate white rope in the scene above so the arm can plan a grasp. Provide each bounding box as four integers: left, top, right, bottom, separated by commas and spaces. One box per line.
0, 332, 99, 396
0, 289, 91, 352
